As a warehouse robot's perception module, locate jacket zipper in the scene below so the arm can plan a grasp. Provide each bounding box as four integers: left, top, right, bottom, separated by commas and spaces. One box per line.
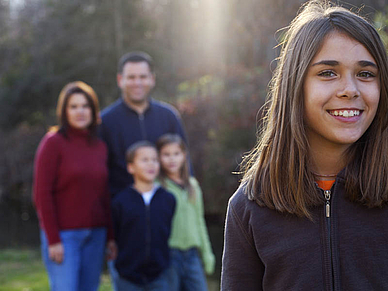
324, 190, 331, 218
145, 203, 151, 262
139, 113, 147, 139
323, 189, 335, 291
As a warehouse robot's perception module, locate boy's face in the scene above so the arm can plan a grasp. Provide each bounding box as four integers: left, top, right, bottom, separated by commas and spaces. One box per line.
127, 147, 160, 184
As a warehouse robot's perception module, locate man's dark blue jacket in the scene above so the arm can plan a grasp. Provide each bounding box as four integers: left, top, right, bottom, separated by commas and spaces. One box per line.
100, 98, 188, 195
111, 185, 176, 285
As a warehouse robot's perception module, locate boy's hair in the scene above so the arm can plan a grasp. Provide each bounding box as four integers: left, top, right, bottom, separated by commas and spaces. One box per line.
125, 141, 157, 164
118, 51, 155, 74
56, 81, 100, 136
156, 134, 195, 201
241, 0, 388, 218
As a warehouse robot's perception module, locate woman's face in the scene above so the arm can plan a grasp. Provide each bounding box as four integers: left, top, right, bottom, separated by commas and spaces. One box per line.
303, 31, 380, 152
66, 93, 93, 130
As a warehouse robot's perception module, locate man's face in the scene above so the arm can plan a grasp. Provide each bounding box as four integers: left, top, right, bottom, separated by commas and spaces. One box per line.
117, 61, 155, 105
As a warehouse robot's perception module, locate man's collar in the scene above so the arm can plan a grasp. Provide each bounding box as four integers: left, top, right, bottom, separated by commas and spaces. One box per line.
120, 97, 154, 114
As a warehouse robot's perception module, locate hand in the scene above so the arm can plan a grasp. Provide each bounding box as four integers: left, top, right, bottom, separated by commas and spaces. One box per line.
106, 240, 118, 261
48, 242, 64, 264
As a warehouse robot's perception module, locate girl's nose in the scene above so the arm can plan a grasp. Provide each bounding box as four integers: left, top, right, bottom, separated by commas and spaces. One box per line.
336, 75, 360, 99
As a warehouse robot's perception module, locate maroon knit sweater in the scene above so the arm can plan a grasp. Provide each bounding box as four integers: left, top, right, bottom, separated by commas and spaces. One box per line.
33, 127, 114, 245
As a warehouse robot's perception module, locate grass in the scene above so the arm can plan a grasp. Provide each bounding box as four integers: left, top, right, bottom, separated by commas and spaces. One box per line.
0, 249, 220, 291
0, 249, 49, 291
0, 249, 112, 291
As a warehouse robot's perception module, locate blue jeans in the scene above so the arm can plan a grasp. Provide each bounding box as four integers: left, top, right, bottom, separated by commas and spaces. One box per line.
40, 228, 107, 291
108, 260, 170, 291
167, 248, 208, 291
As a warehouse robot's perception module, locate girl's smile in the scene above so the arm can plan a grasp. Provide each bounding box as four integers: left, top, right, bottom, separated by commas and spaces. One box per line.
327, 108, 362, 123
303, 31, 380, 151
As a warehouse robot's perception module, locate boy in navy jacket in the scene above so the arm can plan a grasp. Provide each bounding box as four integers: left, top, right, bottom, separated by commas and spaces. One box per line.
109, 141, 176, 291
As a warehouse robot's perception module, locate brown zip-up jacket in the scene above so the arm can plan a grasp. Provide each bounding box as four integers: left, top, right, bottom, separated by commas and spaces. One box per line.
221, 173, 388, 290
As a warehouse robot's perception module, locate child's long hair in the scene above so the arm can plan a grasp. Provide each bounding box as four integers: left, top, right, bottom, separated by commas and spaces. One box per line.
156, 134, 195, 201
241, 0, 388, 219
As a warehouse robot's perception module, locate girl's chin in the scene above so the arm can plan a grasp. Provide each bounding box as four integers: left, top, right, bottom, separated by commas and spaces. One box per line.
166, 169, 180, 175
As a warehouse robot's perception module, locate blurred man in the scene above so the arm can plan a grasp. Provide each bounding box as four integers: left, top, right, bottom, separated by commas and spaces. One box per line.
99, 51, 189, 196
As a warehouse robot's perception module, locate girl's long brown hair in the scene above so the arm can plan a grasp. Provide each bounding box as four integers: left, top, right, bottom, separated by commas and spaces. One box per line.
241, 0, 388, 218
156, 134, 195, 202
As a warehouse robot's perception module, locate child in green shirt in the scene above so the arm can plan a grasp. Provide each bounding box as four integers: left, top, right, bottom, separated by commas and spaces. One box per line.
157, 134, 215, 291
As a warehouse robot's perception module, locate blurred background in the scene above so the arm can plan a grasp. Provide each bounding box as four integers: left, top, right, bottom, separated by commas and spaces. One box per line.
0, 0, 387, 289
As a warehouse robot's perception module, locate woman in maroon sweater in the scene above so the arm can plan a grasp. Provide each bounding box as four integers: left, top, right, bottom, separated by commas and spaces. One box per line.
33, 81, 117, 291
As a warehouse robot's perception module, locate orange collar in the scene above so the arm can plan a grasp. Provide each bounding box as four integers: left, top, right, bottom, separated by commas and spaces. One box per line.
316, 180, 335, 191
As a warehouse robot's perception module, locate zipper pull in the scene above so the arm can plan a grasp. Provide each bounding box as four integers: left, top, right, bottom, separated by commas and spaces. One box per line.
324, 190, 331, 218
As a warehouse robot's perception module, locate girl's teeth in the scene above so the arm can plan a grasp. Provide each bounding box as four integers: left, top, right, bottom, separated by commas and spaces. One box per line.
330, 110, 360, 117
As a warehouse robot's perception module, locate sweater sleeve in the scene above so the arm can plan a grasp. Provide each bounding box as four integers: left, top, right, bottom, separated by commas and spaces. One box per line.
192, 178, 215, 275
33, 133, 62, 245
221, 192, 264, 291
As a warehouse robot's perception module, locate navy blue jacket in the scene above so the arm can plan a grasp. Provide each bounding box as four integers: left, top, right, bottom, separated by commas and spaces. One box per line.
100, 98, 188, 195
111, 186, 176, 285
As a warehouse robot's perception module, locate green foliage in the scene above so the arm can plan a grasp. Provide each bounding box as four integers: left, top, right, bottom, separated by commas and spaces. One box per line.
374, 7, 388, 50
177, 66, 270, 214
0, 0, 155, 130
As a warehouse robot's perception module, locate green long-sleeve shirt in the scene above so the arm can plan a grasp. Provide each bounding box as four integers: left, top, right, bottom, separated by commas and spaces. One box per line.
162, 177, 215, 275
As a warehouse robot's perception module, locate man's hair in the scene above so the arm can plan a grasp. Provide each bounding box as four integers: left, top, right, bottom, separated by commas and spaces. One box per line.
241, 0, 388, 219
125, 140, 157, 164
117, 51, 155, 74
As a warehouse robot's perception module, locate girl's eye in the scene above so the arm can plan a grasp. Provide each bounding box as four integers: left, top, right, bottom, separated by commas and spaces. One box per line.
318, 70, 336, 77
358, 71, 375, 78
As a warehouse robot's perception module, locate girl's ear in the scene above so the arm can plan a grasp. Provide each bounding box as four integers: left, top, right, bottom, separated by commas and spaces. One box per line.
182, 148, 188, 158
127, 163, 134, 175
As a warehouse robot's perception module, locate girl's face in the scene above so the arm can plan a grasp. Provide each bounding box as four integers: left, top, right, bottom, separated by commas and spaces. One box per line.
66, 93, 93, 130
159, 142, 186, 176
303, 32, 380, 152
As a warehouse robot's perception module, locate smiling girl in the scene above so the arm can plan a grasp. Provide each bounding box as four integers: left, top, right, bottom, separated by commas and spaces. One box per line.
221, 1, 388, 290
